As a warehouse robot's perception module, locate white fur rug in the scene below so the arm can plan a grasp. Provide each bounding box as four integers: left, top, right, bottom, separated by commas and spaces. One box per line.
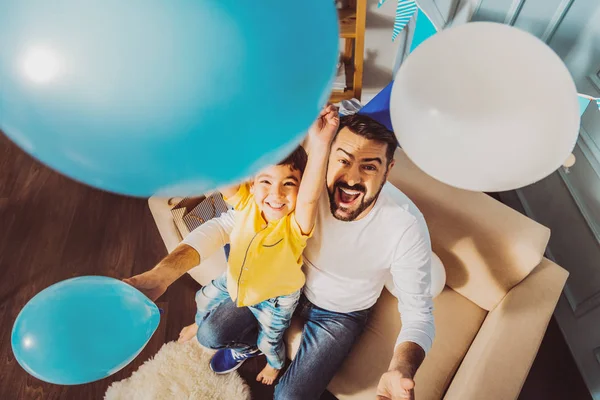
105, 339, 251, 400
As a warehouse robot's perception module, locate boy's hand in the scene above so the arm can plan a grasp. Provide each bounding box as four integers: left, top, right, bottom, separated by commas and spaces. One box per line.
308, 105, 339, 148
123, 270, 170, 301
122, 244, 199, 301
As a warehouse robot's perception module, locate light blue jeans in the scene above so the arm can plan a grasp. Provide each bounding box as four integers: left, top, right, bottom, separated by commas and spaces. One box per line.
196, 291, 371, 400
195, 273, 300, 369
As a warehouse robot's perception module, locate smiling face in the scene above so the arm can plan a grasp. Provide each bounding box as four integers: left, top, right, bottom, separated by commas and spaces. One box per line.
327, 127, 394, 221
251, 164, 302, 222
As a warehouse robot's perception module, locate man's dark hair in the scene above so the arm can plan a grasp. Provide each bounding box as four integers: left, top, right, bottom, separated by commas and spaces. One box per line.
278, 146, 308, 176
337, 114, 399, 165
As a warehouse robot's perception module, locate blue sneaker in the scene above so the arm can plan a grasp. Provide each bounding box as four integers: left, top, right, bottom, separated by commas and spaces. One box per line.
209, 348, 262, 374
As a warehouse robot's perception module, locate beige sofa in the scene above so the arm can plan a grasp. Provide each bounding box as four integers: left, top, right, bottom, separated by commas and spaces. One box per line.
148, 149, 568, 400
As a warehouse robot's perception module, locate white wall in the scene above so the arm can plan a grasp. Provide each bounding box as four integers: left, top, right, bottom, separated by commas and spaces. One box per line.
559, 3, 600, 98
361, 0, 404, 103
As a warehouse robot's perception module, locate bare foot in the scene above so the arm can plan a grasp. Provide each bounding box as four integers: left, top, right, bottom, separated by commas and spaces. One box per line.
256, 364, 281, 385
178, 323, 198, 343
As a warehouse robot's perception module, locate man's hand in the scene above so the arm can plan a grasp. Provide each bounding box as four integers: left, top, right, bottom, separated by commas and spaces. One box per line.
308, 104, 339, 147
123, 270, 170, 301
376, 370, 416, 400
376, 342, 425, 400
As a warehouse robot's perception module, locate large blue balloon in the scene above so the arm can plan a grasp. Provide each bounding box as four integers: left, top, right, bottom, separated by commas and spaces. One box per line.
0, 1, 338, 196
11, 276, 160, 385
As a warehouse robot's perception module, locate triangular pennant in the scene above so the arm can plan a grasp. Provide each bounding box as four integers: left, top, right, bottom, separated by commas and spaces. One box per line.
578, 93, 600, 115
393, 1, 418, 41
409, 8, 438, 52
377, 0, 418, 41
578, 96, 591, 116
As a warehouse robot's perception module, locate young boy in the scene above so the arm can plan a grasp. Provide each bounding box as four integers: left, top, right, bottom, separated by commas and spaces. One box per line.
178, 106, 339, 384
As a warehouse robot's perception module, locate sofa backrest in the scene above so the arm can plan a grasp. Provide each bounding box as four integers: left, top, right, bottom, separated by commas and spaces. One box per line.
387, 149, 550, 311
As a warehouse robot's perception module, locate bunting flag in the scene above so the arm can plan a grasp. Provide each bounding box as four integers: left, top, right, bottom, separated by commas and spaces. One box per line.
378, 0, 418, 41
409, 8, 438, 52
578, 93, 600, 116
578, 96, 591, 116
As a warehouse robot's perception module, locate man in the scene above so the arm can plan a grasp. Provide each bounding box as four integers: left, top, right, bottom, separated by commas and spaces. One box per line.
125, 113, 434, 400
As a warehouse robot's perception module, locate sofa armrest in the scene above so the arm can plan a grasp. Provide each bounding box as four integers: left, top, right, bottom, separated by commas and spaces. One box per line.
148, 197, 183, 253
444, 258, 568, 400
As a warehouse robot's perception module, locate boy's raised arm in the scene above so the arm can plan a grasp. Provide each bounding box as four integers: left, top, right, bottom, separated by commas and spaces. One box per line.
294, 106, 339, 235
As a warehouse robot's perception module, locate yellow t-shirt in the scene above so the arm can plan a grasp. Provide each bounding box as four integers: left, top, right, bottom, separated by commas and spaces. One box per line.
224, 183, 311, 307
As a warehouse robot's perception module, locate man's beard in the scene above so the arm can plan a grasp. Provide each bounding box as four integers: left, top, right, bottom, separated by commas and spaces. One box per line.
328, 177, 386, 221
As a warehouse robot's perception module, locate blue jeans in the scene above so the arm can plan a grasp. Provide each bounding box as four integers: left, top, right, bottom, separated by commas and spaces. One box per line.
196, 292, 371, 400
195, 273, 300, 369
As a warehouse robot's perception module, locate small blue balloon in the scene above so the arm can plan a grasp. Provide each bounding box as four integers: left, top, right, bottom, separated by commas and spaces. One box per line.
0, 1, 338, 196
11, 276, 160, 385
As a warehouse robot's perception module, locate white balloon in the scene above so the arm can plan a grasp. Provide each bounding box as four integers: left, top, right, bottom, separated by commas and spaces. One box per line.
390, 22, 580, 192
430, 253, 446, 298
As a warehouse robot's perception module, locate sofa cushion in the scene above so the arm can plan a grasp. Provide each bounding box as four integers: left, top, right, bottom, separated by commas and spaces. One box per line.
284, 287, 487, 400
387, 149, 550, 310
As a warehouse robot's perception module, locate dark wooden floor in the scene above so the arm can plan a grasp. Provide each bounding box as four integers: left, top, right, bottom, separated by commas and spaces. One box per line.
518, 317, 591, 400
0, 132, 591, 400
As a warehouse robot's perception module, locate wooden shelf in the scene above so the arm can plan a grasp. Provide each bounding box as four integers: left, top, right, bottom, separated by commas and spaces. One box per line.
329, 59, 355, 103
330, 89, 356, 104
339, 8, 357, 38
333, 1, 365, 101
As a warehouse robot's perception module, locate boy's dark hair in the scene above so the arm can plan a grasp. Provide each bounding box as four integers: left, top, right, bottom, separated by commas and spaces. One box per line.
337, 114, 399, 165
278, 146, 308, 176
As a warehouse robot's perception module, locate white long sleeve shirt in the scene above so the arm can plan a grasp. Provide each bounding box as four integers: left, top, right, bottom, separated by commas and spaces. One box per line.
183, 183, 435, 353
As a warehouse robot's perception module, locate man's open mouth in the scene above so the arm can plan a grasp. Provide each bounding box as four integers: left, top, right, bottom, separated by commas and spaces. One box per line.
336, 187, 363, 206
